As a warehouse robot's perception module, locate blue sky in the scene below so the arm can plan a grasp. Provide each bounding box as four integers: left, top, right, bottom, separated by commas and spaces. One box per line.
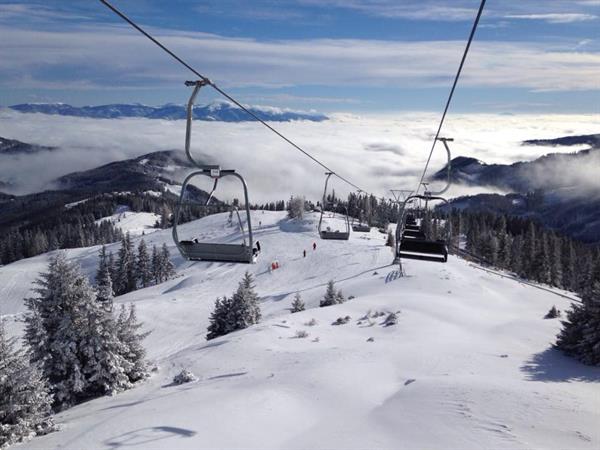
0, 0, 599, 113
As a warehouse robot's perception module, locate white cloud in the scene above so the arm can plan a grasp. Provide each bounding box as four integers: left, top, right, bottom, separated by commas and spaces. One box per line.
1, 24, 599, 94
505, 13, 597, 23
0, 110, 598, 202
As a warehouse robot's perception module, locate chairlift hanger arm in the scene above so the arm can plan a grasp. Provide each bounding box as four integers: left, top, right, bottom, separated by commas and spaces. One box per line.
414, 0, 486, 196
99, 0, 371, 197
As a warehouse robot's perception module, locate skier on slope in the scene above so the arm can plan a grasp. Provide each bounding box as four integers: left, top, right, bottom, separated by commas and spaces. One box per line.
313, 242, 317, 251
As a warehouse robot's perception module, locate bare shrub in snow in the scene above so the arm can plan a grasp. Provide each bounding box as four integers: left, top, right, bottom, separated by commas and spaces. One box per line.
172, 369, 197, 385
332, 316, 351, 326
304, 318, 318, 327
383, 312, 398, 327
294, 330, 309, 339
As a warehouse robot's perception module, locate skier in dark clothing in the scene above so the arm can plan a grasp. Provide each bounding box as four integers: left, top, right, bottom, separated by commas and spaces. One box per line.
256, 241, 261, 252
303, 250, 306, 258
313, 242, 317, 251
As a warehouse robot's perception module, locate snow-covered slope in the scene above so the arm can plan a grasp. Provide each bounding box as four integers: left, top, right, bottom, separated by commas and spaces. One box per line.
96, 210, 162, 237
2, 211, 599, 450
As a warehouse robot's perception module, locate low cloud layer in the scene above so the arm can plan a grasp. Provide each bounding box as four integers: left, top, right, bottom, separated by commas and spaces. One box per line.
0, 110, 598, 203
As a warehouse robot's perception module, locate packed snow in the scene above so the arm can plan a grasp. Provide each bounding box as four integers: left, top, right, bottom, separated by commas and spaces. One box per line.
1, 211, 599, 449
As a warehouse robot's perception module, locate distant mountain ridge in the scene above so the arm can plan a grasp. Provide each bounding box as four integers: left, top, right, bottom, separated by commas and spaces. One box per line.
433, 133, 600, 242
433, 134, 600, 194
0, 136, 56, 155
8, 102, 328, 122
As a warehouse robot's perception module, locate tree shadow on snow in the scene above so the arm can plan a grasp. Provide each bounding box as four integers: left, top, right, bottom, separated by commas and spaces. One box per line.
104, 426, 197, 448
521, 347, 600, 383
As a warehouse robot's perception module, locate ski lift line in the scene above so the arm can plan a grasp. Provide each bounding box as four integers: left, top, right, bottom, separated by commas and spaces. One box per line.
414, 0, 486, 197
99, 0, 370, 197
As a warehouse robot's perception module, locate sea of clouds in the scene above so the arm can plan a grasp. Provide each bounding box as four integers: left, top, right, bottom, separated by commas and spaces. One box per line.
0, 109, 598, 203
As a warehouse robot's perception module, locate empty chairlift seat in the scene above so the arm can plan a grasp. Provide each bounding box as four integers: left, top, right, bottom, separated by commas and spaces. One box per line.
352, 223, 371, 232
317, 172, 351, 241
179, 241, 255, 263
399, 239, 448, 263
171, 80, 258, 264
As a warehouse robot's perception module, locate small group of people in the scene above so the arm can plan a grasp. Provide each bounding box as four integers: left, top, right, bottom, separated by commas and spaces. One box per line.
303, 242, 317, 258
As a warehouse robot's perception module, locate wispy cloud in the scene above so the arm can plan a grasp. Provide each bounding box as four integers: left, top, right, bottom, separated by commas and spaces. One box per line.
1, 24, 599, 94
505, 13, 597, 24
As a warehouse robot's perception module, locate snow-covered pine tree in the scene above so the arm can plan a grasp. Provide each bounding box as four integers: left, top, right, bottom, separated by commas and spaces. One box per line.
522, 222, 537, 279
24, 253, 130, 408
136, 239, 151, 288
206, 296, 234, 340
556, 302, 588, 360
115, 233, 136, 295
116, 304, 150, 382
160, 243, 176, 282
291, 292, 305, 313
550, 235, 563, 288
229, 272, 261, 329
335, 288, 345, 305
287, 195, 305, 220
206, 273, 261, 340
0, 320, 55, 448
107, 250, 117, 293
577, 281, 600, 366
80, 299, 132, 398
151, 244, 161, 284
320, 280, 337, 307
96, 245, 114, 311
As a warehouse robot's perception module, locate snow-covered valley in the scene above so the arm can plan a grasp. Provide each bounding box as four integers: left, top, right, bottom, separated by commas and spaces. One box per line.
2, 211, 599, 449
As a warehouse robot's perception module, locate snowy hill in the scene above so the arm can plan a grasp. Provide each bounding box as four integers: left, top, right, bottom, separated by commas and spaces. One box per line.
1, 211, 599, 449
8, 102, 328, 122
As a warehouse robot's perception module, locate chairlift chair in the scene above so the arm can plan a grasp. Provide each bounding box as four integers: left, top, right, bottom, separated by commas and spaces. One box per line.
318, 172, 350, 240
172, 80, 257, 263
393, 138, 453, 264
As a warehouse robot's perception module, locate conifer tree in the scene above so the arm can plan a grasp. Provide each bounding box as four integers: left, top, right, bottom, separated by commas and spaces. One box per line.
206, 272, 261, 340
550, 235, 563, 288
160, 243, 176, 281
115, 233, 136, 295
206, 296, 233, 340
136, 239, 151, 288
335, 288, 345, 304
0, 320, 55, 447
320, 280, 338, 307
116, 304, 150, 382
96, 245, 114, 311
229, 272, 261, 329
291, 292, 305, 313
151, 245, 161, 284
24, 253, 131, 408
